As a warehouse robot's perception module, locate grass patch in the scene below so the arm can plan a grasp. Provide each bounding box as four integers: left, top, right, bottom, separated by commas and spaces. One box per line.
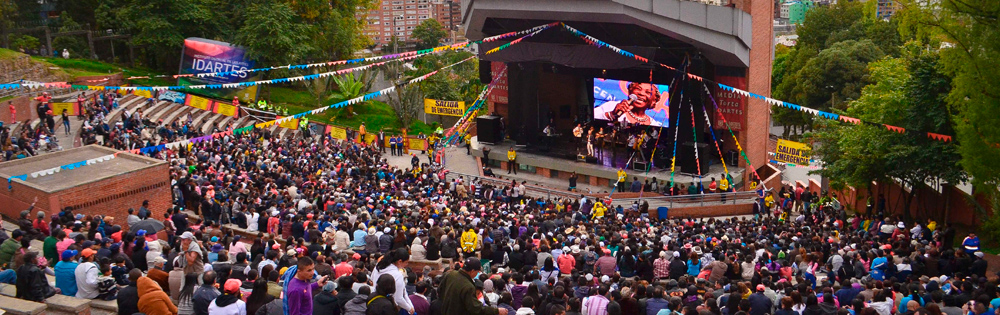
0, 48, 24, 60
269, 86, 433, 135
31, 56, 166, 82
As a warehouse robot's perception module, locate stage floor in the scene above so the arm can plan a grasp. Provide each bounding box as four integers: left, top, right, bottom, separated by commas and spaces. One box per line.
473, 137, 744, 189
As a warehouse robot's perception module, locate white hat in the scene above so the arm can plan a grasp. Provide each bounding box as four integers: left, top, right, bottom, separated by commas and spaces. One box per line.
585, 274, 593, 281
180, 232, 195, 240
975, 251, 984, 258
600, 275, 610, 283
897, 222, 905, 229
384, 227, 391, 233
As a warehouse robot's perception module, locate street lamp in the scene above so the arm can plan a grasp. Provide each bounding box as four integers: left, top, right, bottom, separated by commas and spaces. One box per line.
393, 13, 403, 55
106, 29, 115, 62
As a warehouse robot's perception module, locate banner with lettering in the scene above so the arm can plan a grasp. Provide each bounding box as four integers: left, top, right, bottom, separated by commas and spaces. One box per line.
488, 61, 508, 104
407, 137, 427, 151
50, 102, 77, 116
424, 99, 466, 116
185, 95, 214, 111
330, 127, 347, 140
774, 139, 812, 166
713, 75, 746, 131
215, 103, 239, 117
133, 89, 153, 99
276, 116, 299, 130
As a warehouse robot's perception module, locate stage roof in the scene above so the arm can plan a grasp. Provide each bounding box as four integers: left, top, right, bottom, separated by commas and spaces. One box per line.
461, 0, 753, 68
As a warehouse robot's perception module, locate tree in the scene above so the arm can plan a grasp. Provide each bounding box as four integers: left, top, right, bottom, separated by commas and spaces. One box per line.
412, 19, 446, 50
10, 34, 39, 52
896, 0, 1000, 189
53, 14, 91, 58
96, 0, 221, 70
772, 0, 901, 135
386, 84, 423, 131
234, 2, 313, 67
811, 43, 964, 219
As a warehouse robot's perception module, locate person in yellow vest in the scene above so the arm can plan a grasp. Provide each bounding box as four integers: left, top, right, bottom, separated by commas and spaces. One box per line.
592, 201, 607, 220
719, 175, 731, 203
506, 147, 517, 175
358, 122, 367, 143
460, 227, 478, 254
616, 168, 627, 192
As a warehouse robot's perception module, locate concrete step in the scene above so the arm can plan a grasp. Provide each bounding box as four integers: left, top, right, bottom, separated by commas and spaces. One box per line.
190, 110, 214, 132
147, 100, 179, 122
162, 106, 196, 126
201, 113, 223, 134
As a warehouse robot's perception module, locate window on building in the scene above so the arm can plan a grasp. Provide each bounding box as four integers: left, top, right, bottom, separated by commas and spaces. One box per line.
418, 4, 428, 9
406, 5, 414, 9
419, 15, 428, 19
392, 0, 402, 4
392, 5, 403, 9
396, 32, 405, 36
406, 26, 414, 29
407, 15, 416, 19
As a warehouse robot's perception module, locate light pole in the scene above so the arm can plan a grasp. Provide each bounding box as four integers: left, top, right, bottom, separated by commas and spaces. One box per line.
393, 13, 403, 55
106, 29, 115, 62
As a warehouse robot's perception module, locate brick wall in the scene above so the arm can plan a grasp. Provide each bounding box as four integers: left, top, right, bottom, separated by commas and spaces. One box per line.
743, 0, 775, 186
52, 163, 172, 228
0, 160, 170, 228
833, 181, 989, 227
648, 203, 752, 219
0, 95, 41, 125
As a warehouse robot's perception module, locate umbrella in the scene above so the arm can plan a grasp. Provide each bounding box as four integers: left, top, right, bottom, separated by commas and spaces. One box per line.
130, 219, 165, 234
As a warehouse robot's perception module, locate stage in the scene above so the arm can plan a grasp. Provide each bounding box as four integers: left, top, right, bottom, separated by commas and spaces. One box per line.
473, 135, 744, 191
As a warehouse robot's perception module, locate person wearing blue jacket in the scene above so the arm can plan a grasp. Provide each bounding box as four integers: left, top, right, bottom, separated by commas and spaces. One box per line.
54, 249, 80, 297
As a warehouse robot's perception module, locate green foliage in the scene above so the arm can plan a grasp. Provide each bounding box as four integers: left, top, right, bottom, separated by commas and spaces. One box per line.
895, 0, 1000, 188
330, 72, 367, 104
10, 34, 40, 51
811, 43, 965, 217
772, 0, 902, 132
408, 51, 481, 104
96, 0, 220, 69
412, 19, 446, 50
234, 2, 313, 66
386, 84, 423, 131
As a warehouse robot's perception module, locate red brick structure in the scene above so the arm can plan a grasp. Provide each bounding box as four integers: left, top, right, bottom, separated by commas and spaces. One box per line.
0, 145, 170, 228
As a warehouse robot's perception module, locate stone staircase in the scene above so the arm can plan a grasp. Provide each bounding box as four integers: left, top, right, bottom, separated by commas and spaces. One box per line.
21, 93, 299, 157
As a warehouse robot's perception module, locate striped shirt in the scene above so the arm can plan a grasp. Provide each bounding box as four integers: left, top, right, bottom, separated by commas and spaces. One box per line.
583, 294, 610, 315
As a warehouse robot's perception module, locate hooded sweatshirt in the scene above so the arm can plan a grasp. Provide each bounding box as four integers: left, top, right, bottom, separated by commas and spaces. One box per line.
138, 277, 178, 315
343, 293, 368, 315
208, 293, 246, 315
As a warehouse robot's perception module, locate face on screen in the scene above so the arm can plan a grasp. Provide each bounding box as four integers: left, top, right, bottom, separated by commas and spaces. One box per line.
629, 83, 657, 110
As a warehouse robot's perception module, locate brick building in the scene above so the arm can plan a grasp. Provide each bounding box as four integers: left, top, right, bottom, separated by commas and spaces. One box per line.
0, 145, 170, 228
363, 0, 462, 48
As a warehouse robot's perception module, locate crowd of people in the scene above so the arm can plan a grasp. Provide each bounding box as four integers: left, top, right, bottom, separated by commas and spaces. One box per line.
0, 95, 993, 315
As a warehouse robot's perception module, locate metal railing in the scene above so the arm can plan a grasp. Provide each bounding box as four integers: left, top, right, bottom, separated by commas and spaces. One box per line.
445, 171, 582, 201
616, 190, 759, 208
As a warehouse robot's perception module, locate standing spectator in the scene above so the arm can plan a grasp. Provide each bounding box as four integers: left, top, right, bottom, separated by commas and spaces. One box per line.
283, 257, 329, 315
138, 276, 178, 315
177, 273, 199, 315
370, 248, 413, 315
208, 279, 247, 315
194, 271, 221, 315
747, 285, 773, 315
409, 281, 431, 315
438, 258, 507, 315
367, 275, 398, 315
312, 281, 339, 315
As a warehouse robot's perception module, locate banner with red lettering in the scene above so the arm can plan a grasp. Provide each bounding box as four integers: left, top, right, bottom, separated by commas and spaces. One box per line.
713, 75, 746, 131
488, 61, 508, 104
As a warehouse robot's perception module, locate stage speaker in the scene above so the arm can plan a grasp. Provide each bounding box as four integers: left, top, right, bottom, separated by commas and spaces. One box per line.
476, 115, 502, 144
680, 142, 710, 174
726, 150, 739, 167
586, 156, 599, 164
479, 60, 492, 85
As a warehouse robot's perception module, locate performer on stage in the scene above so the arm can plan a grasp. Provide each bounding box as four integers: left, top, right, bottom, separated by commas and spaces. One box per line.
586, 127, 595, 156
595, 127, 606, 159
594, 82, 665, 126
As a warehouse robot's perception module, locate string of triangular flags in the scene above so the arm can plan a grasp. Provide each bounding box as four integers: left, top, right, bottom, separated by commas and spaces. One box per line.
442, 64, 507, 146
6, 24, 553, 187
3, 49, 448, 92
92, 23, 555, 82
560, 23, 955, 144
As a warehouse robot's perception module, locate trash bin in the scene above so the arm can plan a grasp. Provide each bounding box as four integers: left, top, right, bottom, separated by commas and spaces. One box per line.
657, 207, 669, 220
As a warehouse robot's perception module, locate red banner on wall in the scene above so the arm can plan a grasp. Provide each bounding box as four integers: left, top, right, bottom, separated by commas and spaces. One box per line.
714, 75, 746, 131
488, 61, 508, 104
